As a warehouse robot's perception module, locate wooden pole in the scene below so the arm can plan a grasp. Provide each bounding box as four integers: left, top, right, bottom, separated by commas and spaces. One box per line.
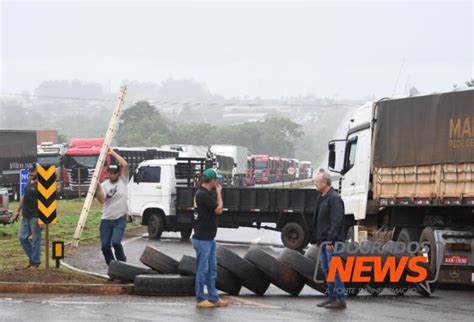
71, 86, 127, 248
45, 224, 49, 270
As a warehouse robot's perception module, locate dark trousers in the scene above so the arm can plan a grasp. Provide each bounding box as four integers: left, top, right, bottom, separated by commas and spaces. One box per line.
100, 216, 127, 265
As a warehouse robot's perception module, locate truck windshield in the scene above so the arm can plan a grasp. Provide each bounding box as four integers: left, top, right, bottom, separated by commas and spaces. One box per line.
255, 161, 268, 169
64, 155, 99, 169
38, 155, 60, 166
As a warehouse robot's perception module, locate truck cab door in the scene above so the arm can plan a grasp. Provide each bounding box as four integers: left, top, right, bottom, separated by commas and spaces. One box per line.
340, 130, 371, 220
129, 166, 162, 216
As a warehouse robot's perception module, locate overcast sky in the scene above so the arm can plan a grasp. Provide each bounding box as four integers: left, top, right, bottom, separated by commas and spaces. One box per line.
1, 0, 472, 99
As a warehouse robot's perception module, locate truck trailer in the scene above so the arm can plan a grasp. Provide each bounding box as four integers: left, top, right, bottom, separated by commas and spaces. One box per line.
327, 89, 474, 287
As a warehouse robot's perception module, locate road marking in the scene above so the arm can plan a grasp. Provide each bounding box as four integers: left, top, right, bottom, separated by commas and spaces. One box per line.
224, 296, 281, 309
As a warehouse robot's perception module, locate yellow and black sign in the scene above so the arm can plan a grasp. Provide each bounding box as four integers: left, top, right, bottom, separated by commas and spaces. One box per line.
37, 165, 57, 224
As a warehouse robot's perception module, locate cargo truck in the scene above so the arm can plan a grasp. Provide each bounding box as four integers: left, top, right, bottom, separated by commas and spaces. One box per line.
128, 158, 318, 249
37, 142, 66, 198
327, 89, 474, 287
211, 145, 249, 187
0, 130, 37, 201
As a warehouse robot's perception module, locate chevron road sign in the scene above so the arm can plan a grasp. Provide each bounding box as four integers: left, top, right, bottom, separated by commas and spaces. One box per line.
37, 165, 57, 225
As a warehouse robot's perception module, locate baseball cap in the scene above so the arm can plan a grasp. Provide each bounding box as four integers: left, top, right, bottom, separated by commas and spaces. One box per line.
202, 168, 222, 179
108, 164, 120, 173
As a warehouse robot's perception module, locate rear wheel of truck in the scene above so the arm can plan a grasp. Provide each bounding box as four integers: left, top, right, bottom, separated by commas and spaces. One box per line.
140, 246, 179, 274
216, 245, 270, 295
397, 228, 420, 253
281, 222, 309, 250
147, 213, 164, 240
416, 226, 438, 297
134, 275, 195, 296
107, 260, 152, 283
180, 228, 192, 240
244, 247, 305, 296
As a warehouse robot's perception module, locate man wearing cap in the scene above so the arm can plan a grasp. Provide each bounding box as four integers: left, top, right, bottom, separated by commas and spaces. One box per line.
96, 148, 129, 265
12, 163, 42, 269
192, 168, 228, 309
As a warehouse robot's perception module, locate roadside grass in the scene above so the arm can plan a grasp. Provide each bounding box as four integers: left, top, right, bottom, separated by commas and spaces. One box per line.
0, 199, 136, 278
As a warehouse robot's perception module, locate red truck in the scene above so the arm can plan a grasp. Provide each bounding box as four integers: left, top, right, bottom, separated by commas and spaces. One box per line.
251, 155, 273, 184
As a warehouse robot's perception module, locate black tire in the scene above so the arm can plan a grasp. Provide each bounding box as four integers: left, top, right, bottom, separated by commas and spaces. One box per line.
107, 260, 152, 283
244, 247, 304, 296
180, 227, 192, 240
177, 255, 242, 295
281, 222, 309, 250
365, 284, 383, 296
416, 227, 438, 296
279, 248, 326, 294
397, 228, 420, 254
216, 245, 270, 295
304, 244, 320, 263
140, 246, 179, 274
147, 213, 164, 240
134, 275, 195, 296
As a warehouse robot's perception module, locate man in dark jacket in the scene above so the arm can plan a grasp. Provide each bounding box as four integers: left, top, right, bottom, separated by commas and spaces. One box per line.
312, 171, 346, 309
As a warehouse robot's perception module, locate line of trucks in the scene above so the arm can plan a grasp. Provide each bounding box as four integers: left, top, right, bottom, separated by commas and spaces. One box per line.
1, 88, 472, 288
0, 132, 313, 201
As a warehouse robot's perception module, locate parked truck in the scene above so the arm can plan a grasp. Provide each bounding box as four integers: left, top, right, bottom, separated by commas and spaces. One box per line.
128, 158, 318, 249
327, 89, 474, 287
37, 142, 67, 198
0, 130, 37, 201
211, 145, 249, 187
0, 186, 11, 225
63, 138, 180, 198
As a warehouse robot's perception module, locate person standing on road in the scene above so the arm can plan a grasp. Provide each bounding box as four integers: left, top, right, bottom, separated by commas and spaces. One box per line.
96, 148, 129, 265
192, 168, 228, 309
12, 163, 42, 269
312, 171, 346, 309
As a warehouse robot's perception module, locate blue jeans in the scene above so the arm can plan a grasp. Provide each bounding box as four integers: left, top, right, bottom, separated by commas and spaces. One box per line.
320, 246, 345, 301
18, 217, 42, 265
192, 238, 218, 303
100, 216, 127, 265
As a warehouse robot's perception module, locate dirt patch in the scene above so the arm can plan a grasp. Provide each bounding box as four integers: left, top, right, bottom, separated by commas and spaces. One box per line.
0, 268, 108, 284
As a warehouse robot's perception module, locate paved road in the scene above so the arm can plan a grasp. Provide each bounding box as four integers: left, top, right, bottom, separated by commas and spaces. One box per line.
20, 227, 473, 321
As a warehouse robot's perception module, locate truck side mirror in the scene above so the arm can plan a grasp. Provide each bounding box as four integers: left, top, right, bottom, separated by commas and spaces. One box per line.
133, 170, 140, 184
328, 142, 336, 170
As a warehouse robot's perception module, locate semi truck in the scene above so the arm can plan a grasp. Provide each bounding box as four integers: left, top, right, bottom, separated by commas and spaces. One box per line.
128, 158, 318, 249
37, 142, 67, 198
327, 89, 474, 287
210, 145, 249, 187
63, 138, 179, 198
0, 130, 37, 201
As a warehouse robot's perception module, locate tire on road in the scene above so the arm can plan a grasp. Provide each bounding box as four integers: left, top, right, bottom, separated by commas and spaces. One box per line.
244, 247, 305, 296
134, 274, 195, 296
416, 227, 438, 297
147, 213, 165, 240
278, 248, 326, 294
140, 246, 179, 274
177, 255, 242, 295
281, 222, 309, 250
216, 245, 270, 295
107, 260, 152, 283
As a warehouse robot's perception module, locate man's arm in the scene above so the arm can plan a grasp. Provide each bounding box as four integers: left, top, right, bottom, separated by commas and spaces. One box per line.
96, 183, 106, 204
214, 184, 223, 215
109, 147, 129, 179
11, 197, 24, 221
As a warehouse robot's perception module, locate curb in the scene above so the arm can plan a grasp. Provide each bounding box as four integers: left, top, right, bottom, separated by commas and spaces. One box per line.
0, 282, 134, 295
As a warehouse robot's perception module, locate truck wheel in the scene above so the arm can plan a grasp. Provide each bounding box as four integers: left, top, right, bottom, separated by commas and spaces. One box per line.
107, 260, 152, 283
416, 227, 438, 296
134, 275, 195, 296
177, 255, 242, 295
279, 248, 327, 294
147, 213, 164, 240
397, 228, 420, 253
140, 246, 179, 274
281, 222, 309, 250
180, 228, 192, 240
244, 247, 305, 296
216, 245, 270, 295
